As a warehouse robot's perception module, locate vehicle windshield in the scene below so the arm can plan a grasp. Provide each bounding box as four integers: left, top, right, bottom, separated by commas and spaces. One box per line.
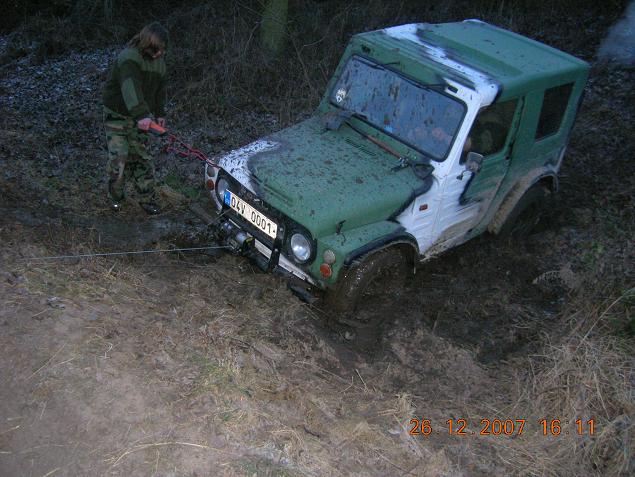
330, 56, 465, 160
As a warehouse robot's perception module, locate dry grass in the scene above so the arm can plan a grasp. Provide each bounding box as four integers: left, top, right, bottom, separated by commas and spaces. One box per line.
497, 285, 635, 477
2, 217, 633, 476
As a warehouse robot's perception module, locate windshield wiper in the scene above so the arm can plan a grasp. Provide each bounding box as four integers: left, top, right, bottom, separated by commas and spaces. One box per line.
323, 109, 434, 180
342, 115, 433, 179
391, 157, 434, 180
340, 114, 402, 159
323, 109, 400, 158
323, 109, 363, 131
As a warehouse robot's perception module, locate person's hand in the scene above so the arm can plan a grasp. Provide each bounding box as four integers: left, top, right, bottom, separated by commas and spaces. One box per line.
157, 117, 166, 128
137, 117, 153, 131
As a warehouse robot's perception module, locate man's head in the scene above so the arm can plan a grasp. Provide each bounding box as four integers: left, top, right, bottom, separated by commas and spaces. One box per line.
128, 22, 169, 59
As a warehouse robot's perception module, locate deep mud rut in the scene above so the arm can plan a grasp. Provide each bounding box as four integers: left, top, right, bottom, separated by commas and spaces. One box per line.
1, 8, 634, 477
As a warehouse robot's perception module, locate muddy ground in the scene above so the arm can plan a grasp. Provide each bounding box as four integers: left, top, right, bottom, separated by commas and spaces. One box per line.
0, 4, 634, 477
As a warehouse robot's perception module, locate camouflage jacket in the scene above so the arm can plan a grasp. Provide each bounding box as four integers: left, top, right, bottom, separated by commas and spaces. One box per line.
102, 47, 166, 120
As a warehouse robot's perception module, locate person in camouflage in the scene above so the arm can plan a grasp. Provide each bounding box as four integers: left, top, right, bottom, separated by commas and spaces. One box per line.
102, 22, 168, 214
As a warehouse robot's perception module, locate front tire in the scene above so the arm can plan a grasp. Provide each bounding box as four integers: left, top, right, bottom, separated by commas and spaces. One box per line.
324, 248, 411, 323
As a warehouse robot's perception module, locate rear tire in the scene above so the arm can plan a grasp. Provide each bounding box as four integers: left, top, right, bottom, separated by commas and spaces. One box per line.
499, 184, 552, 237
324, 248, 410, 324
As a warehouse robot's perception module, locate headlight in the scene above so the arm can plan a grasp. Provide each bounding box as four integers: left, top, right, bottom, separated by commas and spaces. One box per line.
290, 233, 312, 263
216, 177, 229, 203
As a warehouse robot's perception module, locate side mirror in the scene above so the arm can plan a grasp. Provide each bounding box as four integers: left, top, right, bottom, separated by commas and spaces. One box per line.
465, 152, 484, 173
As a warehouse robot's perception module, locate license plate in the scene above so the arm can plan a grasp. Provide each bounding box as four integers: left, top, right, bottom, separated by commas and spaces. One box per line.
224, 190, 278, 239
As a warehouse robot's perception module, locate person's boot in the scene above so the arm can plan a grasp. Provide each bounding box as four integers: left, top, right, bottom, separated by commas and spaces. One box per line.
108, 177, 125, 212
140, 202, 161, 215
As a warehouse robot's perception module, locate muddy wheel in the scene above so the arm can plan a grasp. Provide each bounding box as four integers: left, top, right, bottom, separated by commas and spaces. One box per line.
499, 185, 552, 238
324, 247, 411, 326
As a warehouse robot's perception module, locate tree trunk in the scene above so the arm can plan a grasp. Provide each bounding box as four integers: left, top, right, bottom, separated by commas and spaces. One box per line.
260, 0, 288, 57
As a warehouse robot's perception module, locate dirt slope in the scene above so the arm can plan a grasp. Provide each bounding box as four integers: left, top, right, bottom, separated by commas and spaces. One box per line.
0, 3, 633, 476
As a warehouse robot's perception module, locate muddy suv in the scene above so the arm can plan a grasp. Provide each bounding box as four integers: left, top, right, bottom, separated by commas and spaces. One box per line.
205, 20, 589, 313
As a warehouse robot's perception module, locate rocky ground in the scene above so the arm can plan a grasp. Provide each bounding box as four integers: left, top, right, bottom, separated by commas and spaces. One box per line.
0, 4, 633, 476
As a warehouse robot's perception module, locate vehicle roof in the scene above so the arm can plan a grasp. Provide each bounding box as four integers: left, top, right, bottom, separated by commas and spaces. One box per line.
358, 20, 589, 101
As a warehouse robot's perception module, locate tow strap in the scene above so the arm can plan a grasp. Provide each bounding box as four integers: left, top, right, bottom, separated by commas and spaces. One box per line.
164, 133, 218, 167
138, 120, 218, 167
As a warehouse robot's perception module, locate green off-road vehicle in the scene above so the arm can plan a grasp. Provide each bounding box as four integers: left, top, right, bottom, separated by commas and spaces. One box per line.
205, 19, 589, 315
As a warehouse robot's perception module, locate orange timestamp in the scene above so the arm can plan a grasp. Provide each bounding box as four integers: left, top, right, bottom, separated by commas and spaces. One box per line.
408, 418, 596, 437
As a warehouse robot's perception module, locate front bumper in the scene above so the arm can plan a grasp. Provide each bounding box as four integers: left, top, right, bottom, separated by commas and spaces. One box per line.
205, 164, 320, 301
214, 216, 318, 287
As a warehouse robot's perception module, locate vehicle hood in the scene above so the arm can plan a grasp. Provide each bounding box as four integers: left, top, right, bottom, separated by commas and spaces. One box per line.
217, 116, 431, 237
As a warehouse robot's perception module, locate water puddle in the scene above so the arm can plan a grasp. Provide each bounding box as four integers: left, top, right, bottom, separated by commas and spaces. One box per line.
598, 1, 635, 66
0, 206, 204, 249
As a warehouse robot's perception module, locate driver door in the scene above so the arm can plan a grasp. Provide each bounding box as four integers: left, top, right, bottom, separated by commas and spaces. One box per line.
459, 98, 523, 204
428, 98, 523, 251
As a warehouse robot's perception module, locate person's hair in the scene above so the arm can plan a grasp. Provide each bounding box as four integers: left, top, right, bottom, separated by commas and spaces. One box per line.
128, 22, 169, 56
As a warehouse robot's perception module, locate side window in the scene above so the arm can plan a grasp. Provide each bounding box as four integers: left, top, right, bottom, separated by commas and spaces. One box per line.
464, 99, 517, 159
535, 83, 573, 140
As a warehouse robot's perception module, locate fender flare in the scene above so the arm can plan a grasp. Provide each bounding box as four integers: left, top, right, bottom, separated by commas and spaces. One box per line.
344, 234, 419, 268
488, 168, 558, 235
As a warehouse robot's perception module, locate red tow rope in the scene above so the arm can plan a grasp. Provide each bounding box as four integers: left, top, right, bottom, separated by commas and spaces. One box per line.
138, 120, 219, 167
164, 133, 218, 167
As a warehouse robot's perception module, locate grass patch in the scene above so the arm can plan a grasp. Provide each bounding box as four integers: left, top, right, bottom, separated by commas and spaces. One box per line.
232, 458, 301, 477
164, 172, 201, 199
190, 353, 235, 389
188, 352, 255, 398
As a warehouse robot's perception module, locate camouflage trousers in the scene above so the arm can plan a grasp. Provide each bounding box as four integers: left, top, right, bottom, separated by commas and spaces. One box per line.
103, 107, 157, 204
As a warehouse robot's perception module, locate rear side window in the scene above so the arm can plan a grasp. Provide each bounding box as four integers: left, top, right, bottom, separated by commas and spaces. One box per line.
535, 83, 573, 140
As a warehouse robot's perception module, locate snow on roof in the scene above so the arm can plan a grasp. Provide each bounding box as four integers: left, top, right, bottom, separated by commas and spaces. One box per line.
382, 24, 499, 105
